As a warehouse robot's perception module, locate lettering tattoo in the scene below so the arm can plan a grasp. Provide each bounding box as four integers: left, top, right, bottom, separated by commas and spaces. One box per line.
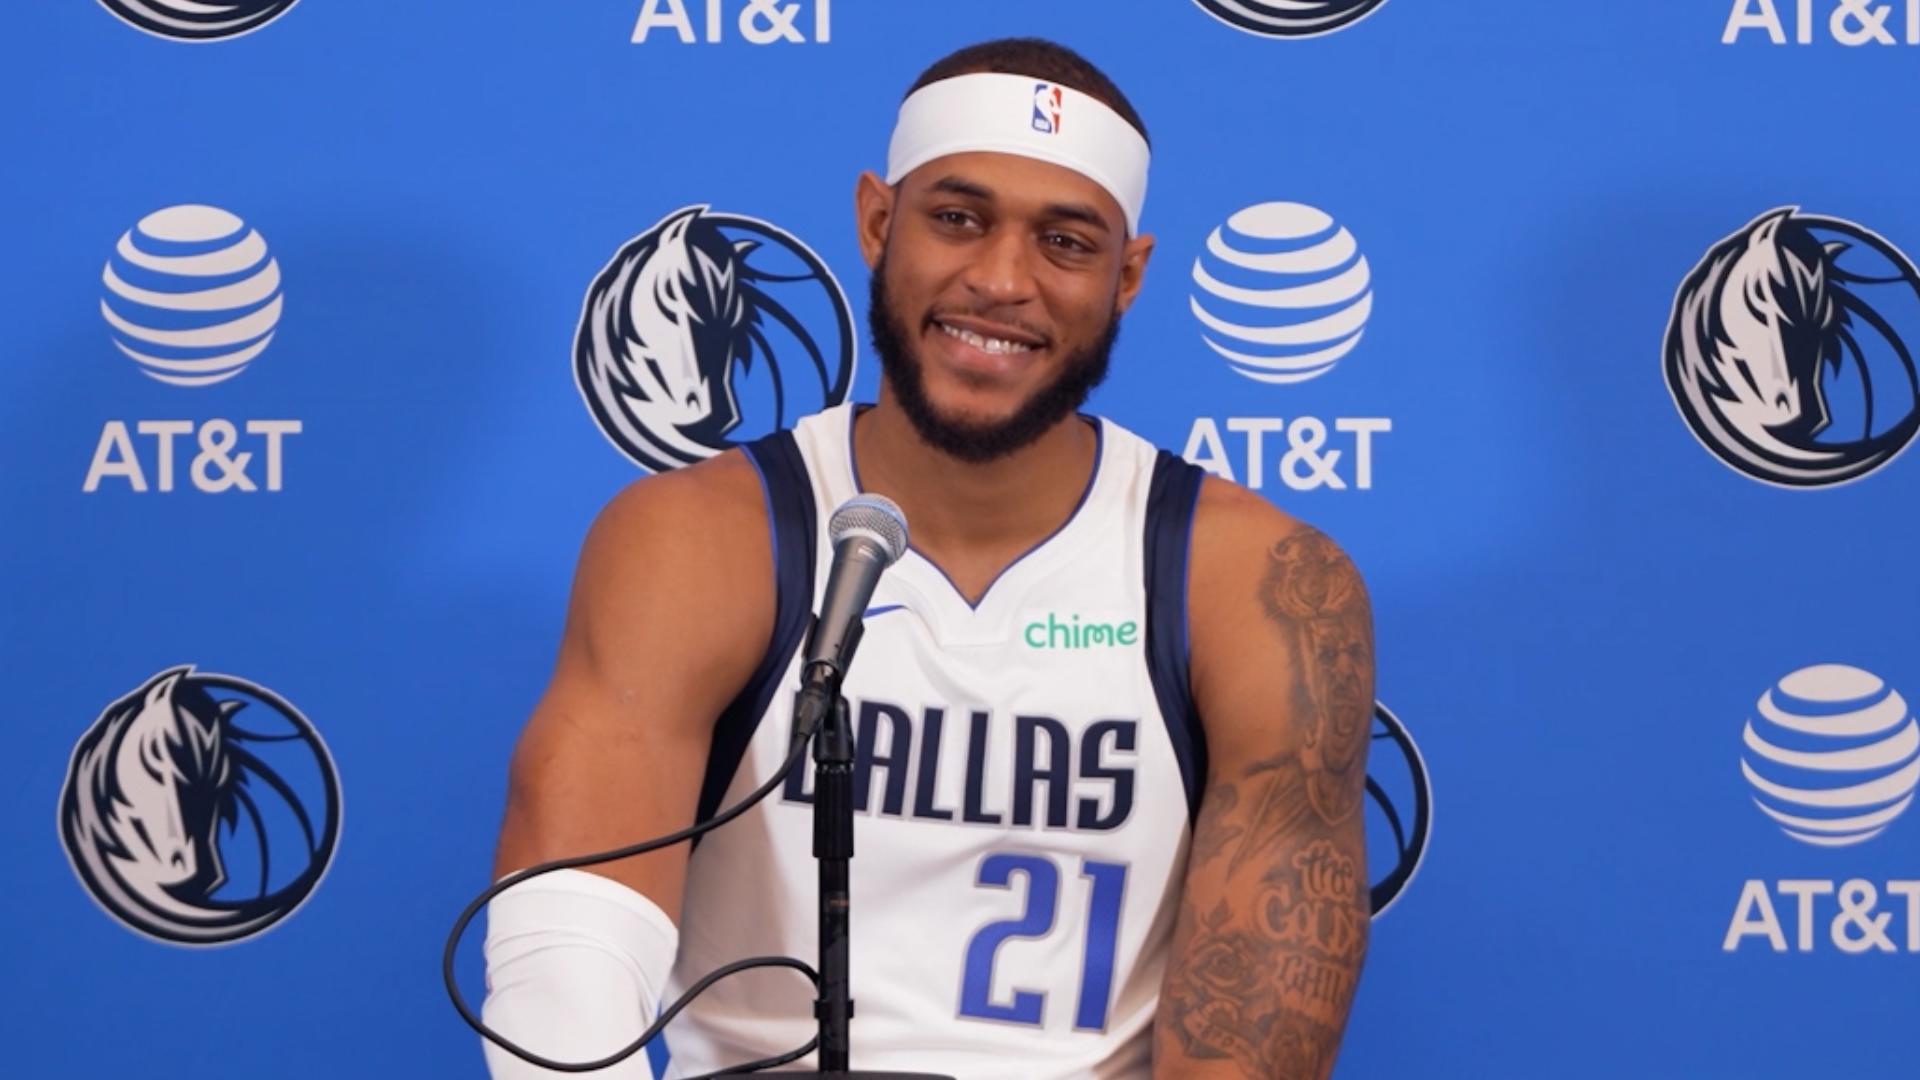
1157, 528, 1373, 1079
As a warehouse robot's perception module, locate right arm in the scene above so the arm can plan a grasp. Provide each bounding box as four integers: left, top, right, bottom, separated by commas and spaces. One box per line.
492, 449, 773, 918
480, 453, 773, 1077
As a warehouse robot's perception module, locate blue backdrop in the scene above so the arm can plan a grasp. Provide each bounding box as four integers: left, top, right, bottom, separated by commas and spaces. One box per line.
5, 1, 1918, 1076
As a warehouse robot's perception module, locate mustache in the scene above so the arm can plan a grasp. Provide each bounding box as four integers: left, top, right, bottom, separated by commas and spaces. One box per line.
923, 305, 1053, 346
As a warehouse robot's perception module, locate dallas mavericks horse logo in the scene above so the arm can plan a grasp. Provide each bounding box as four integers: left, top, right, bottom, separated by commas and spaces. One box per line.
1366, 703, 1430, 916
1191, 0, 1389, 38
1664, 208, 1920, 487
99, 0, 301, 40
575, 205, 855, 472
58, 667, 341, 945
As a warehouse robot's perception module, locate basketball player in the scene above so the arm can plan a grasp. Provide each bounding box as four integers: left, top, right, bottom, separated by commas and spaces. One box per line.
483, 38, 1373, 1080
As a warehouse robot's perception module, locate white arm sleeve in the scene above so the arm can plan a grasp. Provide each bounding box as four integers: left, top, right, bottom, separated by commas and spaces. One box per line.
481, 868, 680, 1079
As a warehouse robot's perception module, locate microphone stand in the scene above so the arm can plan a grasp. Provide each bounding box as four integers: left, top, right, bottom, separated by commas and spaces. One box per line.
740, 652, 952, 1080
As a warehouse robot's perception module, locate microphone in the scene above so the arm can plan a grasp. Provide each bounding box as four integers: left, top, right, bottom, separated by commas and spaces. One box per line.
802, 494, 910, 688
788, 493, 950, 1080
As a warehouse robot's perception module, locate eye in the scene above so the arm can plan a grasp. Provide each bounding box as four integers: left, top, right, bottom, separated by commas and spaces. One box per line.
932, 208, 979, 231
1043, 231, 1094, 254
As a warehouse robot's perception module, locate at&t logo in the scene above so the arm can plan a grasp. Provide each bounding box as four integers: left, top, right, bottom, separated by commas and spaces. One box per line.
85, 205, 302, 494
1739, 664, 1917, 846
1183, 201, 1390, 492
1190, 201, 1372, 385
1723, 0, 1920, 44
1192, 0, 1389, 38
99, 0, 300, 40
102, 204, 282, 387
58, 667, 342, 945
1664, 208, 1920, 487
1723, 664, 1920, 955
632, 0, 831, 43
575, 205, 853, 472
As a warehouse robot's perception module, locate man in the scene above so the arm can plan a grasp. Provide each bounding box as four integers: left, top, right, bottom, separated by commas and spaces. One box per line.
483, 37, 1373, 1080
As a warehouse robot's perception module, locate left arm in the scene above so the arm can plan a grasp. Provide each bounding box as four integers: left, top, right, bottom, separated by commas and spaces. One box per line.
1153, 481, 1375, 1080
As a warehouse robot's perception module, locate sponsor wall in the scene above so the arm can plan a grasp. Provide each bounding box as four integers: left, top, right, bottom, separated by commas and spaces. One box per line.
2, 1, 1915, 1076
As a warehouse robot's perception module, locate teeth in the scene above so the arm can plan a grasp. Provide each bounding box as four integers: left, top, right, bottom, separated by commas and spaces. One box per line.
939, 322, 1033, 356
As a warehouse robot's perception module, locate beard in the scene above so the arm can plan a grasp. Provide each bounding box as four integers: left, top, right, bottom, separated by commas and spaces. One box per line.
867, 255, 1119, 464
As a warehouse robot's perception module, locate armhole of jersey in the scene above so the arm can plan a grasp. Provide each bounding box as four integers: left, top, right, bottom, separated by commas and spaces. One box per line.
1144, 450, 1207, 825
694, 432, 817, 828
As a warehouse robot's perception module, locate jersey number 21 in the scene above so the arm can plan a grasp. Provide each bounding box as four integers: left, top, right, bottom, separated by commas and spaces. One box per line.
958, 852, 1128, 1031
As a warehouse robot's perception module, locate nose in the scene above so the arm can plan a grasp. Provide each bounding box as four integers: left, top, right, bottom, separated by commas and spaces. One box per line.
959, 227, 1039, 308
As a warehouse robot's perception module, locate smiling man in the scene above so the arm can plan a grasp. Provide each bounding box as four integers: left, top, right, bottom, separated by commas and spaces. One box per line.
483, 38, 1374, 1080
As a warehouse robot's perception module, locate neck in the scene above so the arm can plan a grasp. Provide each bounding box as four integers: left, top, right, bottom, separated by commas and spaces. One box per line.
852, 385, 1098, 596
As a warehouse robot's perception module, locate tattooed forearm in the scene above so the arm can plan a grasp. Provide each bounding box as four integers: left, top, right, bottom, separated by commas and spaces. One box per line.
1157, 528, 1374, 1080
1163, 777, 1368, 1077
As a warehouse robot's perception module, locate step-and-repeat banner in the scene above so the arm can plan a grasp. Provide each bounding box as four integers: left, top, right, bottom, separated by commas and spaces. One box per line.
3, 2, 1916, 1076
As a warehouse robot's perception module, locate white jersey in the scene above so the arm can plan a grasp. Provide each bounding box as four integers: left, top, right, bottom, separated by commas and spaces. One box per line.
662, 404, 1208, 1080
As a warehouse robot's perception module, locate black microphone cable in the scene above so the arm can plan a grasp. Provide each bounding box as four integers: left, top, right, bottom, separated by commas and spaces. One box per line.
443, 724, 820, 1075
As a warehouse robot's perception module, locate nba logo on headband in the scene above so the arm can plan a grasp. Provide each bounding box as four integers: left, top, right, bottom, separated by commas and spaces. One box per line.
1031, 83, 1062, 134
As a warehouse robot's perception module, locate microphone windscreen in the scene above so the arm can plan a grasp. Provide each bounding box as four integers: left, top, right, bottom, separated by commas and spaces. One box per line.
829, 494, 909, 564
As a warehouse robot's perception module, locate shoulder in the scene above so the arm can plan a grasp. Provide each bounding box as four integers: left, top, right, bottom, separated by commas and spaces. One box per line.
584, 448, 767, 560
568, 449, 775, 669
1187, 475, 1368, 608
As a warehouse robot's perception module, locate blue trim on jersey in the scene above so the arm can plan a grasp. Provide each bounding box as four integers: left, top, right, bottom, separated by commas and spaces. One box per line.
846, 403, 1107, 611
1144, 450, 1207, 823
695, 433, 818, 827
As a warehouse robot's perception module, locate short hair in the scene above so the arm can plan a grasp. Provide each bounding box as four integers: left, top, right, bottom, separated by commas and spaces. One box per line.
905, 37, 1149, 147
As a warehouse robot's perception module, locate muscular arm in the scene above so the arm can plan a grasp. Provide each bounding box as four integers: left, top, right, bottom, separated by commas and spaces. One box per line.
1153, 481, 1375, 1080
491, 451, 772, 920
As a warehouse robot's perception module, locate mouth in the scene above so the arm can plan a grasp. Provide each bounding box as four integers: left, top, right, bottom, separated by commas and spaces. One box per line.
934, 321, 1040, 356
926, 316, 1049, 377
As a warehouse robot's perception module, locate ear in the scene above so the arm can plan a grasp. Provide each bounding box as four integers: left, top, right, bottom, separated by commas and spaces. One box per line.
1113, 231, 1155, 316
854, 170, 895, 271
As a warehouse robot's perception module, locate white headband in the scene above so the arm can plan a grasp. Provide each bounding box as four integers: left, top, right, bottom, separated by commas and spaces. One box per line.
885, 71, 1150, 235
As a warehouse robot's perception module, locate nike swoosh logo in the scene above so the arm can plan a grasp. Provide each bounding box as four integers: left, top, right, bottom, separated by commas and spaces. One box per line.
863, 604, 906, 619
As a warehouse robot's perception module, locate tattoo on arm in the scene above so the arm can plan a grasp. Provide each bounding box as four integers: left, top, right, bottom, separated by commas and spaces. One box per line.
1187, 782, 1242, 866
1159, 528, 1374, 1079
